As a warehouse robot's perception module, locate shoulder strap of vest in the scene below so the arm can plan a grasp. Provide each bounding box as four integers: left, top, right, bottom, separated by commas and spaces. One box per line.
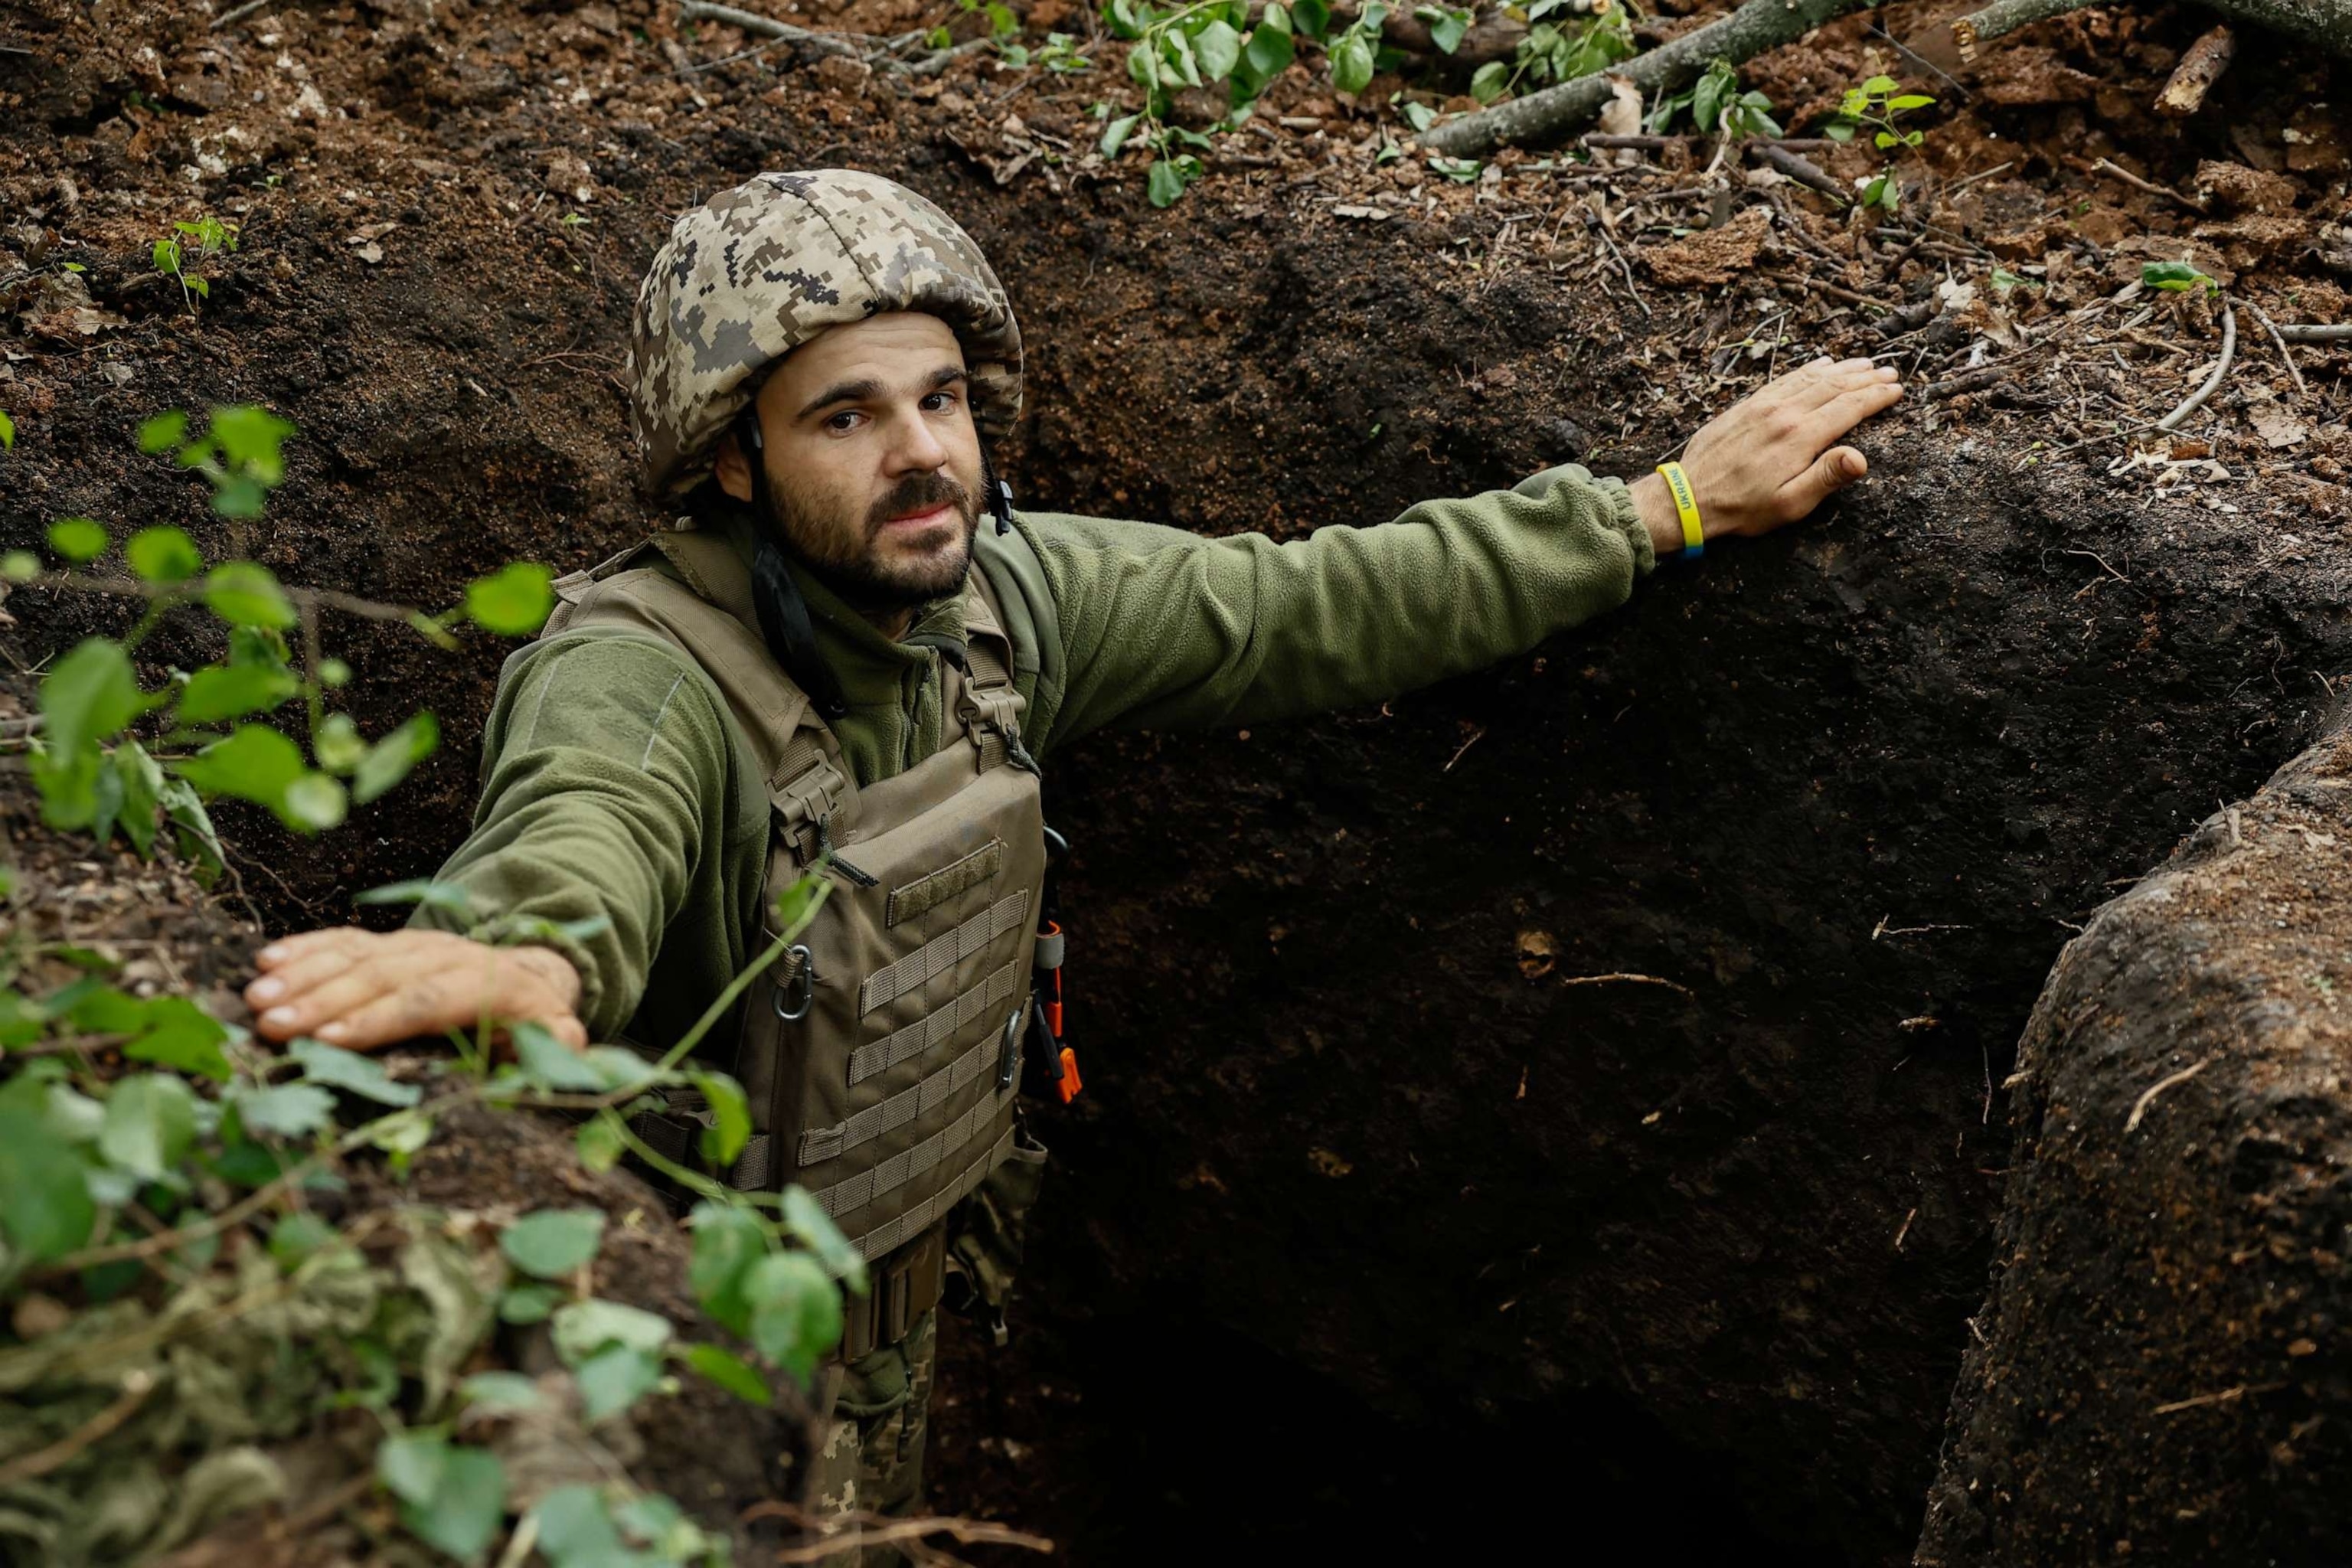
544, 531, 858, 859
956, 564, 1034, 776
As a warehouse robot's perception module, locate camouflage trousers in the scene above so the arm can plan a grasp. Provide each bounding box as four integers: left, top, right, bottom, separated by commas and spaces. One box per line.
806, 1309, 938, 1567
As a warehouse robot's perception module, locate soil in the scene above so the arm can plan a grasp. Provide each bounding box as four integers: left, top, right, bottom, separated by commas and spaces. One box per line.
4, 0, 2350, 1558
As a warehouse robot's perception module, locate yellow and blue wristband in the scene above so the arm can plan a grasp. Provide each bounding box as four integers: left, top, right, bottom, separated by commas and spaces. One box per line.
1655, 461, 1704, 561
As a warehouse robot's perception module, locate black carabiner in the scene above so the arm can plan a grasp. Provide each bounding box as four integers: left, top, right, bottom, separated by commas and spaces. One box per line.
773, 943, 817, 1021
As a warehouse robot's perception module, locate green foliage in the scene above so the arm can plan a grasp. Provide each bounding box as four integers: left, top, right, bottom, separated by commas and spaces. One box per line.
48, 518, 108, 563
1824, 74, 1932, 211
1470, 0, 1634, 106
1100, 0, 1392, 205
2142, 260, 2219, 294
1648, 58, 1780, 139
151, 213, 239, 313
377, 1431, 510, 1559
0, 408, 14, 449
292, 1034, 424, 1106
462, 561, 557, 635
501, 1207, 608, 1279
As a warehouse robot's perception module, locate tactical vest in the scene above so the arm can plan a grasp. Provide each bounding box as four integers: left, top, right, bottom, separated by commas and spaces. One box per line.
544, 527, 1044, 1266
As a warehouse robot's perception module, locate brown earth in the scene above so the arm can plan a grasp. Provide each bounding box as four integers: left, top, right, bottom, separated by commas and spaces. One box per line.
5, 0, 2351, 1558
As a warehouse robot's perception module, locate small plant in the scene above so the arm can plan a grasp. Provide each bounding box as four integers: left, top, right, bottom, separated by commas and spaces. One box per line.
1469, 0, 1635, 106
1099, 0, 1393, 206
1035, 29, 1093, 70
0, 409, 15, 450
1824, 75, 1935, 211
152, 214, 240, 312
19, 407, 557, 868
1649, 57, 1782, 139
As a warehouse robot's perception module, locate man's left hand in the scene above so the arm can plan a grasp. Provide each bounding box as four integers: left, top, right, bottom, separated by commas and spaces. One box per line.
1628, 357, 1904, 557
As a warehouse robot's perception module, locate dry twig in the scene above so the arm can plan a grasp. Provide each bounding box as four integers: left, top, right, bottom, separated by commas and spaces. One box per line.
2272, 323, 2352, 343
2245, 301, 2308, 397
2124, 1056, 2212, 1134
2154, 24, 2236, 116
2089, 158, 2200, 212
2155, 299, 2236, 432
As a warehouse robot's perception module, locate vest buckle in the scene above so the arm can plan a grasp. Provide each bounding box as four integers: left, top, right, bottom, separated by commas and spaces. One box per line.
773, 942, 817, 1021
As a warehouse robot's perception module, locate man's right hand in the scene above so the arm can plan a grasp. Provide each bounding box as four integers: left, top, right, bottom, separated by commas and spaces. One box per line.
243, 929, 588, 1052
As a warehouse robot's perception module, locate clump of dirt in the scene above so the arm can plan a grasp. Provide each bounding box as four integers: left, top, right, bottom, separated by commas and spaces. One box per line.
4, 0, 2350, 1558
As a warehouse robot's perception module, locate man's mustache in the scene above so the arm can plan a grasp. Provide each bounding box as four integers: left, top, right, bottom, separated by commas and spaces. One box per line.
867, 473, 975, 534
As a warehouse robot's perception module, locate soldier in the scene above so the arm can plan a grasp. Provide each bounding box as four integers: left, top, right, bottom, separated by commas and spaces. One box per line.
241, 170, 1902, 1554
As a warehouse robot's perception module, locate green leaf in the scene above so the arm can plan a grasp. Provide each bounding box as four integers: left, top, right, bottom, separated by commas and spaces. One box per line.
1415, 4, 1467, 53
1147, 159, 1188, 207
1099, 111, 1142, 157
175, 722, 303, 809
513, 1020, 606, 1093
112, 743, 164, 855
291, 1035, 423, 1106
745, 1251, 843, 1379
0, 1102, 96, 1260
400, 1446, 508, 1560
1242, 21, 1293, 83
125, 524, 202, 584
688, 1200, 765, 1335
461, 1370, 544, 1416
1861, 73, 1897, 93
2141, 260, 2213, 292
47, 518, 108, 564
211, 473, 265, 518
684, 1343, 772, 1406
3, 550, 38, 582
1401, 98, 1436, 131
1292, 0, 1328, 37
376, 1429, 448, 1507
1328, 28, 1374, 94
0, 991, 42, 1049
230, 1080, 337, 1138
1823, 121, 1855, 142
318, 656, 351, 688
100, 1073, 198, 1182
207, 405, 294, 483
1192, 17, 1242, 78
123, 997, 233, 1081
204, 562, 296, 629
780, 1184, 867, 1292
499, 1282, 564, 1325
692, 1070, 751, 1168
553, 1297, 675, 1365
175, 663, 299, 726
533, 1485, 631, 1561
574, 1343, 664, 1421
462, 563, 555, 636
352, 712, 439, 805
138, 410, 189, 454
282, 772, 348, 832
312, 711, 364, 774
1469, 58, 1509, 103
41, 638, 152, 756
577, 1116, 625, 1173
501, 1207, 608, 1279
1888, 93, 1935, 109
269, 1210, 339, 1266
0, 409, 13, 450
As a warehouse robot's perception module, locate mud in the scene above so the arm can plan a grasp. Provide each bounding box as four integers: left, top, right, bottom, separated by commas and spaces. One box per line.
5, 0, 2352, 1557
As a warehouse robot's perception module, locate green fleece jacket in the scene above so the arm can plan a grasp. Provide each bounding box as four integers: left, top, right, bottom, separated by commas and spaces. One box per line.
418, 466, 1655, 1047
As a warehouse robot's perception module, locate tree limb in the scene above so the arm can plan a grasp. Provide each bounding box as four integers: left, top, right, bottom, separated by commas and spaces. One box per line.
1421, 0, 1874, 157
1952, 0, 2352, 60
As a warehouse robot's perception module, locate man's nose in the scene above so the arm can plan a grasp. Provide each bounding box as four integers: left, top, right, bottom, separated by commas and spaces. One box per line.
886, 407, 951, 473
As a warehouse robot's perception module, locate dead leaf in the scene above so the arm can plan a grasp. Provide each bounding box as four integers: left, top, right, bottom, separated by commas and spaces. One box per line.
1638, 204, 1770, 287
1333, 204, 1390, 221
2251, 405, 2309, 449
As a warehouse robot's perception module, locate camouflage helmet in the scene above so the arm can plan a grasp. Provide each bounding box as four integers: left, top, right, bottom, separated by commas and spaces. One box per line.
627, 169, 1023, 496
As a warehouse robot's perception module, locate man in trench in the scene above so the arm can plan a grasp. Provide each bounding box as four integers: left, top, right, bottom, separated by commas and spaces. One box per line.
240, 171, 1903, 1550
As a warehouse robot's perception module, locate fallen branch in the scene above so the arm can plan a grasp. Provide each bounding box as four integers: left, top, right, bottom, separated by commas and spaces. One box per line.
2155, 299, 2237, 433
743, 1501, 1053, 1563
2272, 323, 2352, 343
1952, 0, 2351, 59
208, 0, 274, 30
1752, 142, 1847, 199
1922, 365, 2011, 401
676, 0, 981, 73
1558, 972, 1694, 995
2154, 24, 2236, 116
1423, 0, 1873, 157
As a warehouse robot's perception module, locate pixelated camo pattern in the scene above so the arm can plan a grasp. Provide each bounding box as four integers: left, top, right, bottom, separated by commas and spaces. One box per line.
628, 169, 1024, 495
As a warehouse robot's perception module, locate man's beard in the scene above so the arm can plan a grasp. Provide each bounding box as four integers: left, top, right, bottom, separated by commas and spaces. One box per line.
766, 470, 979, 612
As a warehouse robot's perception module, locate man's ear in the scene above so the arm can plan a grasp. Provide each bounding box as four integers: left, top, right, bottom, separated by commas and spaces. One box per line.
714, 427, 754, 504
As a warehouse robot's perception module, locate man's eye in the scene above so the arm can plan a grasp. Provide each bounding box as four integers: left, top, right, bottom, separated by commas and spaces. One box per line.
826, 410, 864, 433
922, 390, 960, 413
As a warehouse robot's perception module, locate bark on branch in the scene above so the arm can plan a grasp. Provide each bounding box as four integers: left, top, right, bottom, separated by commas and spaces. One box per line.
1952, 0, 2352, 59
1420, 0, 1873, 157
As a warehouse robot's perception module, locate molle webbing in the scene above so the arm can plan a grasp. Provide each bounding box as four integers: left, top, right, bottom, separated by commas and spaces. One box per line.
802, 1017, 1020, 1172
858, 892, 1030, 1015
845, 959, 1022, 1086
841, 1124, 1018, 1262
